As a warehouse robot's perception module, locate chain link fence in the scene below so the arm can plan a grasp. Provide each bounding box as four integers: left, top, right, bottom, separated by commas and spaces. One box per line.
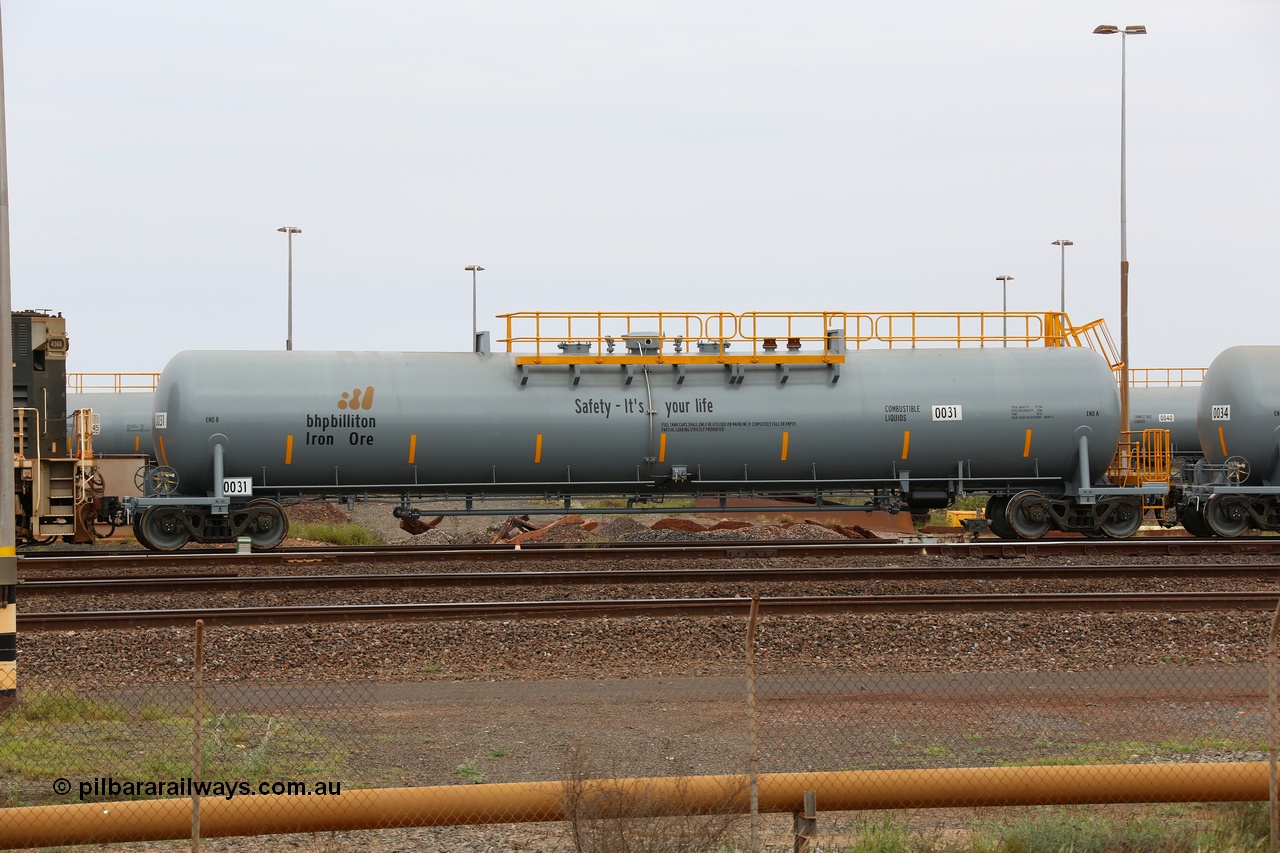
1, 602, 1277, 851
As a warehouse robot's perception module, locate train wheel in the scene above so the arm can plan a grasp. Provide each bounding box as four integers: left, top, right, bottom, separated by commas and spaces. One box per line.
1099, 498, 1143, 539
140, 506, 191, 552
1005, 490, 1051, 540
1204, 495, 1250, 538
132, 513, 155, 550
245, 499, 289, 550
1179, 503, 1214, 537
985, 496, 1016, 539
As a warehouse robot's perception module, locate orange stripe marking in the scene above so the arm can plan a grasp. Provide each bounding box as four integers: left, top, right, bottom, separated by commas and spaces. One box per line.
408, 434, 417, 465
285, 434, 294, 465
534, 433, 543, 464
658, 433, 667, 463
1023, 429, 1033, 458
901, 430, 910, 460
780, 431, 789, 461
156, 434, 168, 467
1218, 426, 1228, 457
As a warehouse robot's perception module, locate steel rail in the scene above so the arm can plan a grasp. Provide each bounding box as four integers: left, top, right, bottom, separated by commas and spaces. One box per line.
18, 536, 1280, 572
19, 591, 1280, 631
18, 563, 1280, 596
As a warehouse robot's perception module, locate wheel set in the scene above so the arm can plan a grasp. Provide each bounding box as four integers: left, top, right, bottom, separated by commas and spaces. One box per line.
130, 499, 289, 551
985, 493, 1146, 541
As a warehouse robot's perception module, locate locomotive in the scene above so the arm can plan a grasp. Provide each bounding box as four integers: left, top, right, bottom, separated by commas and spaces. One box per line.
11, 312, 145, 544
126, 309, 1173, 551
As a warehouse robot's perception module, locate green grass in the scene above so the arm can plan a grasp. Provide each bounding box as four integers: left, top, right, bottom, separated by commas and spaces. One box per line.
454, 757, 486, 784
1159, 734, 1258, 754
0, 688, 350, 804
288, 522, 384, 546
827, 804, 1271, 852
993, 735, 1265, 767
6, 688, 126, 723
974, 804, 1269, 853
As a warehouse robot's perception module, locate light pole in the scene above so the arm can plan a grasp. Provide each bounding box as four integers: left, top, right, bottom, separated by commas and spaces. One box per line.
1094, 23, 1145, 428
0, 2, 20, 696
996, 275, 1014, 346
465, 265, 484, 351
1051, 239, 1073, 315
277, 226, 302, 350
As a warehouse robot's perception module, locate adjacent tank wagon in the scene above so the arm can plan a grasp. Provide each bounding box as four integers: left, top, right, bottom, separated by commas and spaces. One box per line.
67, 392, 155, 459
1177, 346, 1280, 537
1128, 385, 1200, 458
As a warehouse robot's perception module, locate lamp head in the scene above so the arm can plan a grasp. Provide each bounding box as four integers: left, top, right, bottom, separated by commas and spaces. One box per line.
1094, 24, 1145, 35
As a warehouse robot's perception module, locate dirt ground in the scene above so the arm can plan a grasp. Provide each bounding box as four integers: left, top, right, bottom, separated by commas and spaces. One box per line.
284, 497, 917, 547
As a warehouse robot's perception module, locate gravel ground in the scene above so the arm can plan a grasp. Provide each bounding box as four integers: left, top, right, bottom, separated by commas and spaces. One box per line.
10, 505, 1280, 852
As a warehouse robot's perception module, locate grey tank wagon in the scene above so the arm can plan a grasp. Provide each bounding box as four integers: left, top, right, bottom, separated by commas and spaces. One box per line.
126, 336, 1167, 551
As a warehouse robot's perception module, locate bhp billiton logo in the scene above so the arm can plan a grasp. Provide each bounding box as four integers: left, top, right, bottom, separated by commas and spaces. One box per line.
338, 387, 375, 411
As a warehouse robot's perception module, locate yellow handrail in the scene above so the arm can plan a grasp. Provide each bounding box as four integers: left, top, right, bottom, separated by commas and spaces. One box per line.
67, 372, 160, 393
1127, 368, 1207, 387
498, 310, 1119, 365
1107, 429, 1171, 487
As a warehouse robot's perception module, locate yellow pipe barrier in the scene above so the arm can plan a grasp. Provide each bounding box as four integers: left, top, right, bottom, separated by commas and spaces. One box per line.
0, 763, 1269, 849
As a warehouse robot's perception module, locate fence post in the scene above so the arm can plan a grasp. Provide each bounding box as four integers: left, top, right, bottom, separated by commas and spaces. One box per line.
193, 619, 205, 853
1269, 600, 1280, 853
792, 789, 817, 852
746, 595, 760, 853
1269, 601, 1280, 853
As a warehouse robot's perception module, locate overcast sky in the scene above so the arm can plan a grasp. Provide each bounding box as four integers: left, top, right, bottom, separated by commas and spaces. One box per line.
4, 1, 1277, 376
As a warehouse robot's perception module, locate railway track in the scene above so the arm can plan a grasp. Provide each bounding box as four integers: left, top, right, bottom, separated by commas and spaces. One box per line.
18, 535, 1280, 572
19, 591, 1280, 631
18, 562, 1280, 596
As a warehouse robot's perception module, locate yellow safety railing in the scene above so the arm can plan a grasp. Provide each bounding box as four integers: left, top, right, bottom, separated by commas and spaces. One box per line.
68, 373, 160, 392
1107, 429, 1171, 487
1056, 318, 1122, 370
1127, 367, 1207, 387
500, 310, 1116, 365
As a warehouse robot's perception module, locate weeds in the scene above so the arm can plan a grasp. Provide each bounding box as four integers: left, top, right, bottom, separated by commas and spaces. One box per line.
454, 758, 486, 784
560, 743, 745, 853
288, 522, 384, 546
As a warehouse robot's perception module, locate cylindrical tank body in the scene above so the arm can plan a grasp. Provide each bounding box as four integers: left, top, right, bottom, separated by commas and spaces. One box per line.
151, 347, 1121, 498
1128, 385, 1200, 454
67, 392, 155, 458
1196, 346, 1280, 485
